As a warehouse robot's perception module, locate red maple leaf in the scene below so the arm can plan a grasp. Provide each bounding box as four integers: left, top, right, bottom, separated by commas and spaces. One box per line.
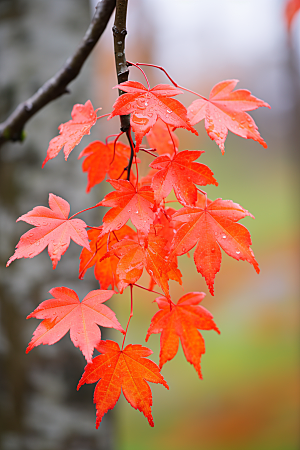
42, 100, 100, 167
108, 81, 197, 150
187, 80, 270, 154
146, 117, 179, 156
26, 287, 124, 362
109, 236, 144, 290
171, 195, 260, 295
100, 179, 155, 234
153, 206, 178, 247
150, 150, 218, 205
285, 0, 300, 31
77, 340, 169, 427
110, 230, 182, 297
78, 140, 134, 193
7, 194, 90, 269
146, 293, 220, 378
78, 141, 110, 193
79, 225, 136, 291
147, 208, 182, 291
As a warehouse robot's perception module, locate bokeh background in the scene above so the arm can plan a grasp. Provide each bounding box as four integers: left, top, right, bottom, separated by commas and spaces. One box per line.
0, 0, 299, 449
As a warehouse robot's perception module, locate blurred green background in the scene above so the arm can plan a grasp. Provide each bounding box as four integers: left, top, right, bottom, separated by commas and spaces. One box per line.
1, 1, 299, 449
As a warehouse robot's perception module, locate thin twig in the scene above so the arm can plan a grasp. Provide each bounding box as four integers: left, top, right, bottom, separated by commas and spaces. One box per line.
133, 283, 162, 296
140, 148, 158, 158
68, 203, 101, 220
0, 0, 116, 147
121, 284, 134, 349
110, 131, 124, 165
127, 61, 150, 89
134, 62, 207, 100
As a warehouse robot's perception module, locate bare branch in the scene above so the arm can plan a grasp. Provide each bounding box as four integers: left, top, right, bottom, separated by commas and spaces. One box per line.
113, 0, 130, 133
0, 0, 116, 148
113, 0, 133, 178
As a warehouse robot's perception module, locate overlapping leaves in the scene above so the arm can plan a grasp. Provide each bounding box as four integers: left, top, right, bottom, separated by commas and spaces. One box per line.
78, 140, 135, 192
108, 229, 182, 297
109, 81, 198, 150
150, 150, 218, 205
7, 69, 269, 427
79, 225, 136, 290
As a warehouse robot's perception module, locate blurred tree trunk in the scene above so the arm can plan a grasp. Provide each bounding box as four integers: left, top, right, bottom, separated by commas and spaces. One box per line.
0, 1, 114, 449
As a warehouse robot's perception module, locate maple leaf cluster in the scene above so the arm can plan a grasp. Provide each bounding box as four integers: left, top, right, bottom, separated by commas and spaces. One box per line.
7, 66, 269, 427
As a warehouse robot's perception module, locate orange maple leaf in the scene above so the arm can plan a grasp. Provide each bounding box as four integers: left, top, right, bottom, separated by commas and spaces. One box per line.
110, 230, 182, 297
77, 340, 169, 427
26, 287, 124, 362
146, 292, 220, 378
187, 80, 270, 154
150, 150, 218, 205
108, 81, 197, 150
100, 179, 155, 234
7, 194, 90, 269
42, 100, 100, 167
171, 195, 259, 295
78, 140, 135, 192
78, 141, 110, 192
79, 225, 136, 291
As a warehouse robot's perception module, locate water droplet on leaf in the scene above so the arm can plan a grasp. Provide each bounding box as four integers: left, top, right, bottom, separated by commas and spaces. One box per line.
132, 114, 149, 126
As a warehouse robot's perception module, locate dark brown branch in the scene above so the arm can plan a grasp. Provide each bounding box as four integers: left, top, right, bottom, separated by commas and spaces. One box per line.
113, 0, 130, 133
125, 128, 135, 180
0, 0, 116, 148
